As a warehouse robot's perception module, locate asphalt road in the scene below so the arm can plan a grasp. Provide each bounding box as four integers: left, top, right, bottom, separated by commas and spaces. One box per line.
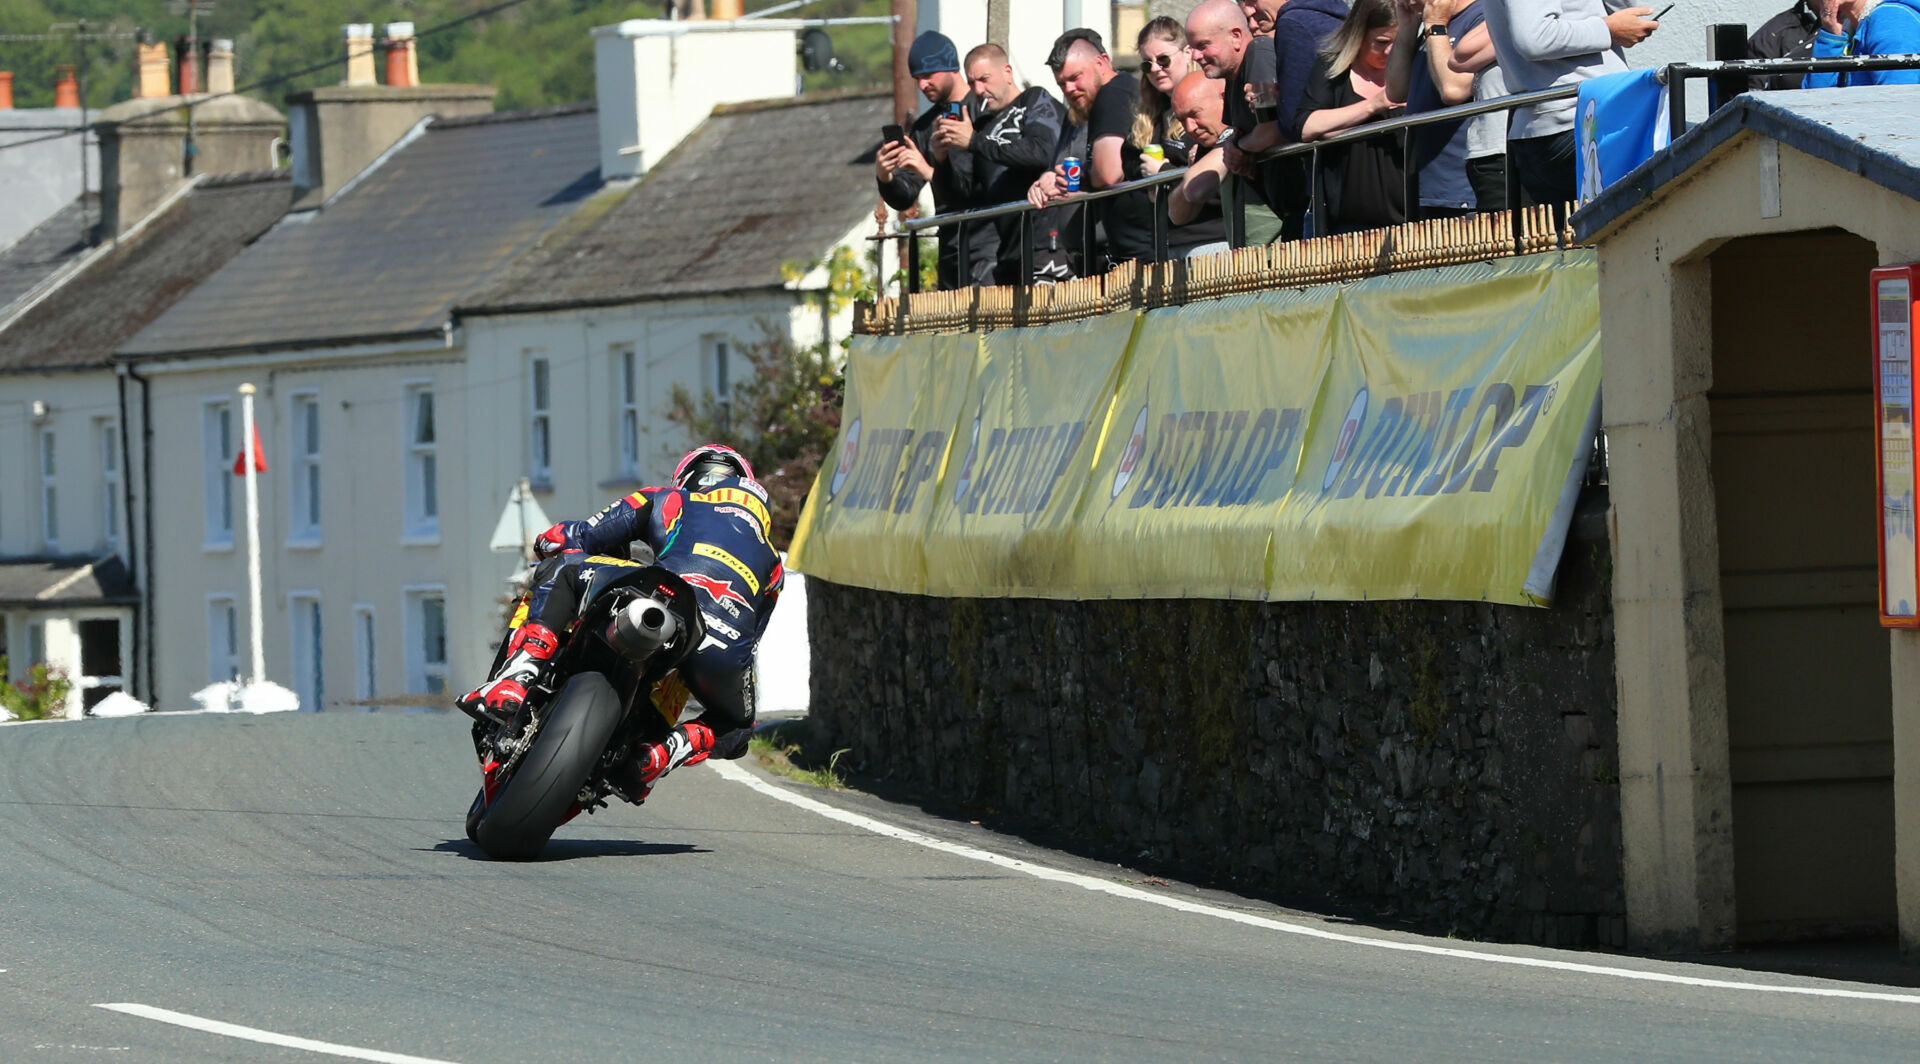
3, 711, 1920, 1063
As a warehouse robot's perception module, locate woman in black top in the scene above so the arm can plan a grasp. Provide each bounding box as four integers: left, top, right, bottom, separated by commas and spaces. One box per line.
1133, 16, 1225, 258
1287, 0, 1405, 234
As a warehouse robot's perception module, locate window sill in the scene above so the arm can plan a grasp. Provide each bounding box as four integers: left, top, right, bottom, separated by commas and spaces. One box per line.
203, 539, 235, 553
400, 533, 441, 548
596, 474, 645, 491
285, 536, 323, 551
528, 477, 554, 496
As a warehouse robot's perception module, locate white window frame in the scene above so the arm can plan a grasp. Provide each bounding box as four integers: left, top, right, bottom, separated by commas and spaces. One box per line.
99, 419, 120, 554
39, 427, 57, 551
403, 381, 439, 543
203, 399, 235, 549
403, 585, 448, 708
288, 391, 322, 546
528, 352, 552, 488
614, 343, 640, 481
289, 591, 323, 712
353, 604, 377, 707
206, 594, 239, 684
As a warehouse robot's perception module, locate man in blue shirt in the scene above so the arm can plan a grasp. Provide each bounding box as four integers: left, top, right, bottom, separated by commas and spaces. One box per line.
1805, 0, 1920, 85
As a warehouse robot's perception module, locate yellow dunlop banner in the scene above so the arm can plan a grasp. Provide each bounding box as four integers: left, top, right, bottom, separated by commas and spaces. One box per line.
791, 251, 1601, 606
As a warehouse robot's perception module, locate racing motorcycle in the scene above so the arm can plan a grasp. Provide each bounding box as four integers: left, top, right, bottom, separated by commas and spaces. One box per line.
464, 560, 706, 860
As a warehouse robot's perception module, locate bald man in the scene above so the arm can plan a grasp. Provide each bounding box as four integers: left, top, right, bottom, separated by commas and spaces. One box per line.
1166, 74, 1231, 256
949, 42, 1066, 283
1188, 0, 1293, 241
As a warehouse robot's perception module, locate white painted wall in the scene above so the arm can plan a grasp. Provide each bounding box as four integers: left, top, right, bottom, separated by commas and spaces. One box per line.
917, 0, 1115, 98
0, 372, 131, 561
593, 20, 802, 179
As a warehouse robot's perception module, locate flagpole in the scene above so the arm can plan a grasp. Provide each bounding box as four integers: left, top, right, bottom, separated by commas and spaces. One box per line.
238, 382, 265, 685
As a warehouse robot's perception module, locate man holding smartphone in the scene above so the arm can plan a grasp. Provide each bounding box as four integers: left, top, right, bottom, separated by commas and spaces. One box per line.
875, 31, 996, 289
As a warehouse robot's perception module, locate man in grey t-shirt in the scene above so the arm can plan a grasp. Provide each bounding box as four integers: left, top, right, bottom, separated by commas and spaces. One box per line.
1478, 0, 1659, 204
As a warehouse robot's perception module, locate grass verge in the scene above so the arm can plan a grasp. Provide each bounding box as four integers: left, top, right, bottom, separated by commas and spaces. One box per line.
749, 731, 850, 791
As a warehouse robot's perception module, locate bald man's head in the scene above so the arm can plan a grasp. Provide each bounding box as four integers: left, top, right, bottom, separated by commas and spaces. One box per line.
1186, 0, 1252, 80
1170, 71, 1228, 148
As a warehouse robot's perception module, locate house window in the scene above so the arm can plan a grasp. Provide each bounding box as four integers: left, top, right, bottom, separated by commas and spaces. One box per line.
39, 427, 57, 551
290, 394, 321, 542
709, 337, 733, 435
404, 385, 438, 538
100, 421, 120, 553
529, 354, 552, 486
615, 344, 640, 480
207, 596, 239, 683
406, 588, 447, 702
26, 620, 45, 667
353, 605, 377, 705
204, 401, 234, 546
290, 593, 323, 711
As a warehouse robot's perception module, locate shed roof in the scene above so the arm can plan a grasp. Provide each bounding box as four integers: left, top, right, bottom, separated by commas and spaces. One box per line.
1573, 86, 1920, 242
120, 105, 603, 359
0, 555, 137, 609
0, 173, 291, 374
463, 89, 891, 315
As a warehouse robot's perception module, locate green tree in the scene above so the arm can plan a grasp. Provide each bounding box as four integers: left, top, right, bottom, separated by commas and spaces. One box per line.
0, 657, 74, 721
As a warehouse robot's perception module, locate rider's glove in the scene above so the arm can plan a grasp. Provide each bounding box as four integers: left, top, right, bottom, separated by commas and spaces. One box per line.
532, 523, 569, 559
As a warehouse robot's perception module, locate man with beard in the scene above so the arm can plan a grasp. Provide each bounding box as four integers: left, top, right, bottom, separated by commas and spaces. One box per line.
1027, 30, 1154, 272
875, 31, 994, 288
940, 43, 1066, 284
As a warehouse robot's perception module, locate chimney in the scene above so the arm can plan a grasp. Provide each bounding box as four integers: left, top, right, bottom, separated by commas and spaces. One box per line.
594, 20, 797, 180
0, 72, 12, 111
284, 81, 496, 208
342, 24, 377, 87
53, 65, 79, 109
711, 0, 744, 18
95, 88, 283, 237
384, 23, 417, 88
207, 39, 235, 95
174, 35, 199, 95
135, 39, 170, 99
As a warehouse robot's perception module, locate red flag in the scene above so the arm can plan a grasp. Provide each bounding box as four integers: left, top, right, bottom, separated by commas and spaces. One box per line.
232, 421, 268, 475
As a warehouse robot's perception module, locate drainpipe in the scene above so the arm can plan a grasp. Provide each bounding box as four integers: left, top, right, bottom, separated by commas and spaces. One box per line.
115, 365, 140, 702
122, 362, 156, 707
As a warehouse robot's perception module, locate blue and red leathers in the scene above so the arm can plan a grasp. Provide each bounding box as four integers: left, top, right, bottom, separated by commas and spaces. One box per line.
526, 476, 784, 747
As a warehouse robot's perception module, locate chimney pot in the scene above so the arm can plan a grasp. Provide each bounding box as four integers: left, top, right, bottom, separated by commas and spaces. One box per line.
0, 72, 12, 111
711, 0, 744, 18
207, 39, 235, 95
135, 41, 171, 99
53, 65, 79, 109
384, 22, 417, 88
174, 35, 200, 95
342, 24, 377, 87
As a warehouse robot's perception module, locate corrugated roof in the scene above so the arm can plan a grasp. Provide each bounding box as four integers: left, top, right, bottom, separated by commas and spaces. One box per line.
0, 173, 292, 374
0, 554, 137, 609
0, 197, 94, 316
120, 105, 602, 358
1574, 85, 1920, 242
463, 90, 891, 314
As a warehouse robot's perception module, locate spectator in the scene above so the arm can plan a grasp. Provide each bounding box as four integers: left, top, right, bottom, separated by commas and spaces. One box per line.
1479, 0, 1658, 205
876, 31, 993, 288
1748, 0, 1819, 89
1291, 0, 1407, 233
1805, 0, 1920, 86
1385, 0, 1478, 217
1167, 72, 1235, 257
949, 43, 1067, 284
1028, 30, 1156, 270
1189, 1, 1289, 242
1134, 17, 1199, 169
1446, 19, 1514, 208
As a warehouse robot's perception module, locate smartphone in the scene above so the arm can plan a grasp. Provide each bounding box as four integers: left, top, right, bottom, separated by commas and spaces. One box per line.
1652, 3, 1673, 17
881, 123, 906, 146
943, 101, 964, 119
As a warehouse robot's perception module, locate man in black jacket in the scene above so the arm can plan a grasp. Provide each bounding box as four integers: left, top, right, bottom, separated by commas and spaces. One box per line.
939, 43, 1067, 284
1747, 0, 1819, 89
875, 31, 996, 288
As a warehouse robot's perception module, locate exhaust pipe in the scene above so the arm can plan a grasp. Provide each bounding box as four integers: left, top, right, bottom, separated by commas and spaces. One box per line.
607, 596, 679, 660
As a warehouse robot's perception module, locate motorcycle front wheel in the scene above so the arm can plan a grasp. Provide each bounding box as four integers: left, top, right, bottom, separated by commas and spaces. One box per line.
469, 671, 623, 860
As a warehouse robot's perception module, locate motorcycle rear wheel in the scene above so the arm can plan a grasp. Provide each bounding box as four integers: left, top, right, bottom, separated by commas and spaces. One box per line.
470, 671, 623, 860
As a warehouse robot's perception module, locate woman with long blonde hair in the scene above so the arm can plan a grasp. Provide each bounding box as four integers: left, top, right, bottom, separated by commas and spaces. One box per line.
1286, 0, 1407, 233
1133, 16, 1198, 170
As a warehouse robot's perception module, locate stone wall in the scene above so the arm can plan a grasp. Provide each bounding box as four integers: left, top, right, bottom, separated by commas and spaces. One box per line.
806, 500, 1623, 947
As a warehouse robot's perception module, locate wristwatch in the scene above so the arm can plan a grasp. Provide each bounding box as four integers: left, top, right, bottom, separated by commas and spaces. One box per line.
1426, 23, 1449, 36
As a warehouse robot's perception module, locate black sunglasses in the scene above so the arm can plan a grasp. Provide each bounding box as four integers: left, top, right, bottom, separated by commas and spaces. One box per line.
1140, 53, 1176, 72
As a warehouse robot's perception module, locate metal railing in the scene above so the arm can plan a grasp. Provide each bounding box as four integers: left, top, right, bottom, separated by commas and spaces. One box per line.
882, 54, 1920, 296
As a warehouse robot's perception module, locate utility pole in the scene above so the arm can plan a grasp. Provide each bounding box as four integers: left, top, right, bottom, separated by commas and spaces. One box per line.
987, 0, 1008, 50
890, 0, 916, 125
75, 19, 90, 242
169, 0, 214, 175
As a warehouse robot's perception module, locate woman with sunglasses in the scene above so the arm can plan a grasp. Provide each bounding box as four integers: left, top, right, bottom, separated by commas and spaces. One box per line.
1133, 16, 1198, 177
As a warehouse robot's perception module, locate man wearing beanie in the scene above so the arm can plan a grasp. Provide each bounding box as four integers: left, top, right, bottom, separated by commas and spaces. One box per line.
876, 31, 998, 288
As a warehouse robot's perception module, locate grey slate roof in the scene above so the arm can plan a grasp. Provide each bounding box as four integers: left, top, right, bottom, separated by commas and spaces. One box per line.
0, 173, 292, 374
463, 89, 892, 314
0, 197, 95, 317
1573, 85, 1920, 242
120, 105, 602, 358
0, 554, 137, 609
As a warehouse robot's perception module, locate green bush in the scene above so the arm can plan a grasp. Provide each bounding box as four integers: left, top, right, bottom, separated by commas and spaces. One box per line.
0, 656, 74, 721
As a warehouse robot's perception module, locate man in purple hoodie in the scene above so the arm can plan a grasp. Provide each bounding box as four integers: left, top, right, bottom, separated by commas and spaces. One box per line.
1270, 0, 1351, 236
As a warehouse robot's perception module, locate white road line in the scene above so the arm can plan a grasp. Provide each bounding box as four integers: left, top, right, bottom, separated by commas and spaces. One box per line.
94, 1004, 463, 1064
711, 760, 1920, 1006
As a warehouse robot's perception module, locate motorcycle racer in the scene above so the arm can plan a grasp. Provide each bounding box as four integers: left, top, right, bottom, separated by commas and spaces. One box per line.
457, 444, 783, 803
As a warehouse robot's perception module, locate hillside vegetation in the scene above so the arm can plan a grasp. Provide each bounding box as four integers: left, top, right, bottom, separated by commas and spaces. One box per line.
1, 0, 891, 111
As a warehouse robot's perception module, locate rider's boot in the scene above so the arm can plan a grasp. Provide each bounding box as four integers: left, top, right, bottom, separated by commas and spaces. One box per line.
608, 720, 717, 804
456, 622, 561, 725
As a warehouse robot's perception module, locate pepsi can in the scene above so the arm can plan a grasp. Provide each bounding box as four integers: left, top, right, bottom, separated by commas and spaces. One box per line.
1062, 156, 1083, 193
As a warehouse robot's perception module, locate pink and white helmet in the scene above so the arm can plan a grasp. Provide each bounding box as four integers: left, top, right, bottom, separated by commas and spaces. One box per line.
673, 443, 754, 489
